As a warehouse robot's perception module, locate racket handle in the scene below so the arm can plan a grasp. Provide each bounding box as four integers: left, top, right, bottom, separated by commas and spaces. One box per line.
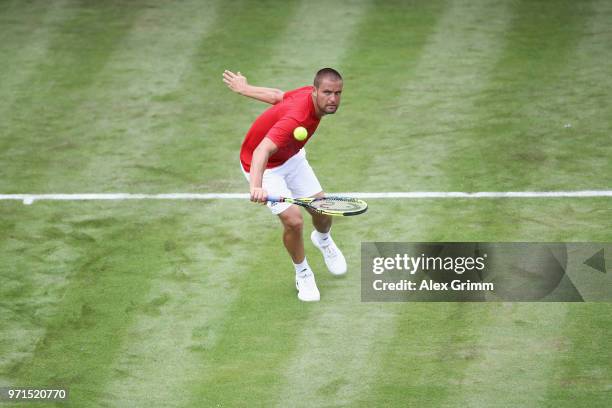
267, 195, 282, 203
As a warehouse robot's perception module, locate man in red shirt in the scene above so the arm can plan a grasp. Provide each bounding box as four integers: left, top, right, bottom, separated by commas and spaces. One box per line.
223, 68, 346, 302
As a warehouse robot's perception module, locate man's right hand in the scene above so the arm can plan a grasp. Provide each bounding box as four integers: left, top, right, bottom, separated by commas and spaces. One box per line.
250, 186, 268, 203
222, 70, 283, 104
223, 70, 248, 94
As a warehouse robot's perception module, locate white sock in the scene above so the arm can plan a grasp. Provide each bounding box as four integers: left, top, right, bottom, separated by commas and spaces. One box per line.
313, 230, 331, 245
294, 258, 310, 274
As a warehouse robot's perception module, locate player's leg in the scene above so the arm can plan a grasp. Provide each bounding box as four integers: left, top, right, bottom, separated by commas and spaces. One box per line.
277, 205, 305, 263
307, 191, 332, 234
305, 192, 347, 276
241, 160, 319, 301
287, 151, 347, 276
277, 206, 319, 301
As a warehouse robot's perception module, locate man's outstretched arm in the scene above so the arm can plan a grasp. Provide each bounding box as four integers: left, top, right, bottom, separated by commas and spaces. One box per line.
223, 70, 284, 105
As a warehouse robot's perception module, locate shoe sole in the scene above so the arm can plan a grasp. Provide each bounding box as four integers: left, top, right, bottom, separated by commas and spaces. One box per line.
298, 295, 320, 302
296, 281, 320, 302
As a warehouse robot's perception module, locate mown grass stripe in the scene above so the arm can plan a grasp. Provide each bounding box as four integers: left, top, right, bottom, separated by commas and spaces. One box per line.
73, 1, 220, 194
274, 1, 461, 406
0, 0, 144, 193
306, 0, 446, 193
352, 304, 498, 407
253, 0, 369, 91
541, 1, 612, 405
0, 0, 72, 103
183, 1, 373, 406
115, 1, 307, 406
274, 304, 397, 408
366, 0, 514, 192
80, 3, 223, 406
436, 1, 596, 406
349, 0, 516, 405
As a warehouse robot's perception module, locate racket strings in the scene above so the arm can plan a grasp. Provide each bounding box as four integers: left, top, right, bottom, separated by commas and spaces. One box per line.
310, 197, 368, 212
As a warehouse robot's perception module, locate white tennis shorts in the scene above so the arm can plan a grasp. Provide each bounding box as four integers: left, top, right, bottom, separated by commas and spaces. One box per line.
241, 149, 323, 215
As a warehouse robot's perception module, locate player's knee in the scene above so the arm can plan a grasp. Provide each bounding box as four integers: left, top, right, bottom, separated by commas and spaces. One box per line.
284, 215, 304, 232
280, 209, 303, 232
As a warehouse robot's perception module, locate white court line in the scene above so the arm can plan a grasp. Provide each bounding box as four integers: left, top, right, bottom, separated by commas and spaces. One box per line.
1, 191, 612, 204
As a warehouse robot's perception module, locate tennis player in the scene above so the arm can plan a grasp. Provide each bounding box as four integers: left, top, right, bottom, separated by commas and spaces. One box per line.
223, 68, 346, 302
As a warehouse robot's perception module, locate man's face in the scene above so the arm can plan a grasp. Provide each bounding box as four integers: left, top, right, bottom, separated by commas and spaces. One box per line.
313, 78, 343, 116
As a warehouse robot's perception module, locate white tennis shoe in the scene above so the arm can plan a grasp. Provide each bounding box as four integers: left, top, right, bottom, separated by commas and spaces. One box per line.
295, 268, 320, 302
311, 231, 347, 275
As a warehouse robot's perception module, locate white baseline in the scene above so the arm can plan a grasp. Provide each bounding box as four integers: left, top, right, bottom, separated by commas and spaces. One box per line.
1, 191, 612, 205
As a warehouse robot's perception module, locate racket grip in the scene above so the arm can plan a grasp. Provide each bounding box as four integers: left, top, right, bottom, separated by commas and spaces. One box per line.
267, 195, 282, 203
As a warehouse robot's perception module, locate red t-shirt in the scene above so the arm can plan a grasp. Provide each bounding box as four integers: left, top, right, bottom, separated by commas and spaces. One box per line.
240, 86, 320, 172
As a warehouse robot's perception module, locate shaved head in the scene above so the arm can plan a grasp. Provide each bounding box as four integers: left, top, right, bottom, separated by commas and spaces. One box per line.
313, 68, 343, 89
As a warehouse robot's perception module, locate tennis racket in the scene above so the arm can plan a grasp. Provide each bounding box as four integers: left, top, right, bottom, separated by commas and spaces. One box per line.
267, 195, 368, 216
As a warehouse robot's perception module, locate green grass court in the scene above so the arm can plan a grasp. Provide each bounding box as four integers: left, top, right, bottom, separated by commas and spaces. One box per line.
1, 0, 611, 406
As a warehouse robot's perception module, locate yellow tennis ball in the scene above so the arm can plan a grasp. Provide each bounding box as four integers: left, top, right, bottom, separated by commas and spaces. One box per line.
293, 126, 308, 141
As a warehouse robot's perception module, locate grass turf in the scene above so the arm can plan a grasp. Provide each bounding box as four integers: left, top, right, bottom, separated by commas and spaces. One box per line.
1, 0, 611, 407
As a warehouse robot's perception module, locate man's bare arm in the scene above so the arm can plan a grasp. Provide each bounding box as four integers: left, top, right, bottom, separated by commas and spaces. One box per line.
249, 138, 279, 203
223, 70, 284, 105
